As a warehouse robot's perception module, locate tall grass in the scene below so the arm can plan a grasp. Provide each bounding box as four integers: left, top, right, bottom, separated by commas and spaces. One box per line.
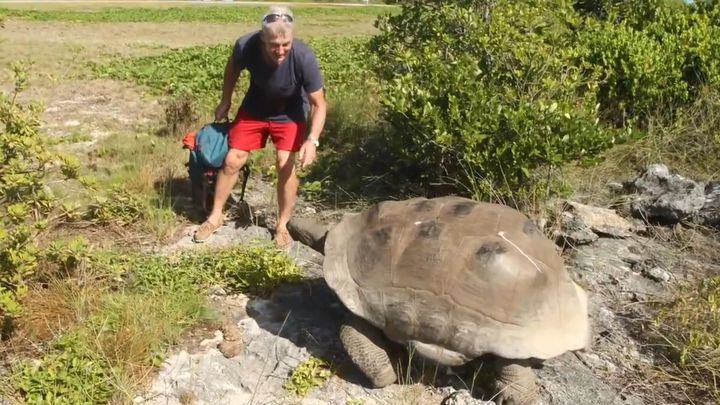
651, 276, 720, 402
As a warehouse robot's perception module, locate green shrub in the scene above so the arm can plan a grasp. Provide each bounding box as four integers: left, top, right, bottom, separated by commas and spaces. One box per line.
177, 244, 304, 296
368, 0, 619, 201
0, 64, 79, 322
575, 0, 720, 125
85, 184, 148, 226
13, 335, 114, 405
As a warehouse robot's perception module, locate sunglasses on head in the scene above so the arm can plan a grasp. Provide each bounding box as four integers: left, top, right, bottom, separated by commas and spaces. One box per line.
263, 13, 294, 24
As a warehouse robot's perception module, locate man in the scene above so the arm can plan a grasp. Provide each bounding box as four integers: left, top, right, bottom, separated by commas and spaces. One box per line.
193, 5, 327, 248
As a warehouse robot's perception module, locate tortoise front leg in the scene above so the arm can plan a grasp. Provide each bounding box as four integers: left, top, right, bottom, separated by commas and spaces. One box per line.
339, 313, 397, 388
492, 358, 540, 405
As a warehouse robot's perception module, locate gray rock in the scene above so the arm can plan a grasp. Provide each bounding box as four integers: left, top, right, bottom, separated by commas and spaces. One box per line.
158, 223, 272, 255
537, 353, 639, 405
565, 201, 639, 238
643, 267, 671, 283
442, 389, 493, 405
607, 182, 625, 193
554, 211, 599, 246
553, 201, 641, 248
696, 181, 720, 227
630, 164, 705, 223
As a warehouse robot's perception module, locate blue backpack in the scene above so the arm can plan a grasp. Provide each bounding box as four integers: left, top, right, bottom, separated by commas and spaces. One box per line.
194, 122, 230, 168
185, 122, 230, 211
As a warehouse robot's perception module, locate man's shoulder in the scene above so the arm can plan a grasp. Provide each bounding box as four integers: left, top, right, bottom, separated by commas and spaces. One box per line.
291, 39, 317, 59
236, 31, 261, 48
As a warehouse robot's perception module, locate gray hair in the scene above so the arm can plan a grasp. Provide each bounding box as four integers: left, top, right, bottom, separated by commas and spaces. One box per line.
261, 5, 294, 38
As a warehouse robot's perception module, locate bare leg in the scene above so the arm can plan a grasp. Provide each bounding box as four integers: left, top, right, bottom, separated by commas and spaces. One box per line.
208, 149, 250, 224
274, 150, 298, 245
194, 149, 249, 242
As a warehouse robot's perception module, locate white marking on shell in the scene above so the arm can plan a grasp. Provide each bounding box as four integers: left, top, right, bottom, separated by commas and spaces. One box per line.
497, 231, 542, 273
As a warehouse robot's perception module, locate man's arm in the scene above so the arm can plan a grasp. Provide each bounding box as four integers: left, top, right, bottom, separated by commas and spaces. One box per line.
216, 54, 241, 121
297, 89, 326, 168
306, 88, 327, 142
222, 54, 241, 103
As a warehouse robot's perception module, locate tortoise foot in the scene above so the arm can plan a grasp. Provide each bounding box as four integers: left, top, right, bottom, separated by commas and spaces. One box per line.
492, 360, 540, 405
339, 313, 397, 388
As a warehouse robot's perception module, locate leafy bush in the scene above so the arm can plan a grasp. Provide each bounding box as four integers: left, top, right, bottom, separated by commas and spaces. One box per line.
0, 64, 79, 322
575, 1, 720, 125
368, 0, 619, 201
13, 336, 114, 405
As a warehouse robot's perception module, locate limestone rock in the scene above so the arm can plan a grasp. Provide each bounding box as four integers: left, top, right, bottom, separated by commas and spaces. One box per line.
629, 164, 705, 223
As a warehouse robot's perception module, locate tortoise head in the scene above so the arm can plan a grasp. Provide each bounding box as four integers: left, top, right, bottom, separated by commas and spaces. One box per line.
287, 217, 331, 254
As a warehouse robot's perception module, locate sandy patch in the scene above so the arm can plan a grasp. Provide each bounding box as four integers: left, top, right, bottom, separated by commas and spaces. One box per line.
34, 79, 164, 143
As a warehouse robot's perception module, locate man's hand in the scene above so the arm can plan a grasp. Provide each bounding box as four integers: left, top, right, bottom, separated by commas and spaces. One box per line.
297, 140, 317, 169
215, 100, 231, 122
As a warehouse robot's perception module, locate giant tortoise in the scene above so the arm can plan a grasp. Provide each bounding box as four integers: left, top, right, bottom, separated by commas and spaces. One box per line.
287, 196, 590, 404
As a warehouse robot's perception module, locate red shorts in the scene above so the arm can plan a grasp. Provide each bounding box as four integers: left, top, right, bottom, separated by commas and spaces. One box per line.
228, 110, 306, 152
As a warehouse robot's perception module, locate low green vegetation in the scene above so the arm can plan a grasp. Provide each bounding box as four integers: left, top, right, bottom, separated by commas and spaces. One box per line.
8, 240, 302, 404
284, 357, 333, 397
0, 5, 394, 24
91, 37, 371, 111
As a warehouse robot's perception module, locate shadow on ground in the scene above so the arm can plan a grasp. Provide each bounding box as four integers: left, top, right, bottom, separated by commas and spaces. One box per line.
154, 176, 207, 223
245, 274, 497, 400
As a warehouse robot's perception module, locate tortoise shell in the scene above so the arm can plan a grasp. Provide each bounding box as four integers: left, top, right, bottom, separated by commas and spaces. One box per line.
323, 196, 590, 361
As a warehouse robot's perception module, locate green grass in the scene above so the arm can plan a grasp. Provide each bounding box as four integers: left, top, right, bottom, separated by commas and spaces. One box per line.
45, 132, 94, 147
69, 131, 190, 243
10, 242, 304, 403
0, 5, 394, 23
651, 276, 720, 402
91, 36, 372, 108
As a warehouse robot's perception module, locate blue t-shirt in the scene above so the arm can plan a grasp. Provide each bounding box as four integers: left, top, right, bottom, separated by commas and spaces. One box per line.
232, 31, 324, 123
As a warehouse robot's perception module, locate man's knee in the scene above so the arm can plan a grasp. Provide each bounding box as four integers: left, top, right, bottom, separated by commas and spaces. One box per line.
276, 152, 296, 176
223, 149, 249, 174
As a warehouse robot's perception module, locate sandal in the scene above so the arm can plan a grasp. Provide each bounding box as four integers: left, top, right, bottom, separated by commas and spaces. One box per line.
193, 219, 222, 243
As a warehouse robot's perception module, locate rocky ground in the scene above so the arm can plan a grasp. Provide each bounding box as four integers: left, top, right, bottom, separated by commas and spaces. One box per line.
133, 165, 720, 405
